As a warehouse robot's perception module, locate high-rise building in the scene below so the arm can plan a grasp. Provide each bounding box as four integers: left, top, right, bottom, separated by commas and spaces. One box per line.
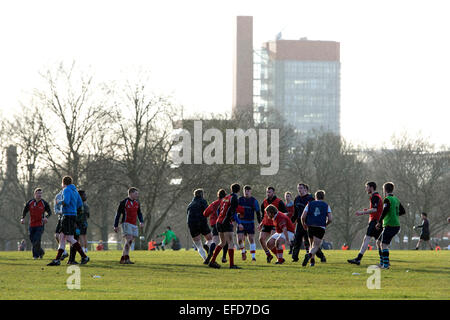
256, 38, 340, 135
231, 16, 341, 135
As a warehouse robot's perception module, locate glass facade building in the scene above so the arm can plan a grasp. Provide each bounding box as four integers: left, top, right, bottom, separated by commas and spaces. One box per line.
255, 40, 340, 135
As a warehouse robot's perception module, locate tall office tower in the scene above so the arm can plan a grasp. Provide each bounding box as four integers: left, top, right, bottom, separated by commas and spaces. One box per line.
232, 16, 253, 124
256, 38, 340, 135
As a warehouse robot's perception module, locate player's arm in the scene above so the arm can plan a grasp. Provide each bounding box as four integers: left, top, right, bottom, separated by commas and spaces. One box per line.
43, 200, 52, 218
203, 200, 217, 218
282, 225, 289, 244
301, 205, 309, 229
356, 196, 380, 216
225, 195, 239, 225
399, 202, 406, 216
62, 188, 72, 207
114, 200, 125, 231
326, 207, 333, 226
137, 204, 144, 226
254, 199, 260, 223
291, 200, 300, 223
376, 199, 390, 229
21, 201, 30, 224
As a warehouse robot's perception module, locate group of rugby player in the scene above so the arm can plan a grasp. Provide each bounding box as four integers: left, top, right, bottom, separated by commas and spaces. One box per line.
187, 180, 406, 270
21, 174, 406, 270
186, 182, 333, 269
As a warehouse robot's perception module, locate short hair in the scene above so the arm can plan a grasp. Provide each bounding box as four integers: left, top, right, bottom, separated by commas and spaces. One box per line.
315, 190, 325, 200
383, 182, 394, 194
267, 186, 275, 192
166, 226, 171, 230
128, 187, 138, 195
62, 176, 73, 186
244, 185, 252, 191
217, 189, 226, 199
298, 183, 309, 191
34, 188, 42, 194
194, 188, 204, 198
366, 181, 377, 190
421, 212, 427, 217
265, 204, 278, 215
231, 183, 241, 193
285, 191, 292, 198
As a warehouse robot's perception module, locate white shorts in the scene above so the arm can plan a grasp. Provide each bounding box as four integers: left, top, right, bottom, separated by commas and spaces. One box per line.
269, 231, 295, 242
122, 223, 138, 237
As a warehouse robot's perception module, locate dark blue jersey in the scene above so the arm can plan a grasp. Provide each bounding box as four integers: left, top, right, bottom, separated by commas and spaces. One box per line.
187, 196, 208, 224
238, 196, 260, 223
292, 193, 315, 223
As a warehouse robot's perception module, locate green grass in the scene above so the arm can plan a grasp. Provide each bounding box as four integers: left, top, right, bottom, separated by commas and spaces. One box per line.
0, 250, 448, 300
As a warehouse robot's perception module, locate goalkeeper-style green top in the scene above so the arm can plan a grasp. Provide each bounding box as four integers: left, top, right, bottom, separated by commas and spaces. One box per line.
160, 230, 177, 242
383, 195, 401, 227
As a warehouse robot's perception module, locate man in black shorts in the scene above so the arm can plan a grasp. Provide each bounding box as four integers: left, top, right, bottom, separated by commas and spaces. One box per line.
301, 190, 332, 267
54, 190, 68, 260
47, 176, 89, 266
187, 189, 213, 263
414, 212, 433, 250
348, 182, 384, 265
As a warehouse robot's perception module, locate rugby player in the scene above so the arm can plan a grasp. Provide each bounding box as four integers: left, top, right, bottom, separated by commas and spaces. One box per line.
348, 182, 383, 265
265, 205, 296, 264
47, 176, 89, 266
301, 190, 332, 267
259, 187, 288, 263
208, 183, 243, 269
203, 189, 226, 264
237, 185, 260, 261
376, 182, 406, 269
186, 189, 213, 262
21, 188, 52, 259
114, 187, 144, 264
414, 213, 433, 250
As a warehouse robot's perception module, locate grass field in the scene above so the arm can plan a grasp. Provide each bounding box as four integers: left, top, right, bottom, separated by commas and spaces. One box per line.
0, 249, 448, 300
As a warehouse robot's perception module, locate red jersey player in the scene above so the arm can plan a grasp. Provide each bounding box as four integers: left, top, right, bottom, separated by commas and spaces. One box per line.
208, 183, 244, 269
265, 205, 296, 264
258, 186, 288, 263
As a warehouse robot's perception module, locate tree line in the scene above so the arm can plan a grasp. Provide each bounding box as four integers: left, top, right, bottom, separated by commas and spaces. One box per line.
0, 62, 449, 251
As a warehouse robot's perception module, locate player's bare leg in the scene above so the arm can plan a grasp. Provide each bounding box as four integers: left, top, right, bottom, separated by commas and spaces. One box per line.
274, 237, 286, 264
260, 231, 275, 263
226, 232, 240, 269
248, 234, 257, 261
121, 235, 134, 264
237, 233, 246, 260
192, 234, 207, 261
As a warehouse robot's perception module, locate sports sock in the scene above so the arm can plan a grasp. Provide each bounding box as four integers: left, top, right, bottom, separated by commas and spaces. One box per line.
265, 249, 271, 257
382, 249, 389, 267
210, 245, 223, 263
55, 248, 64, 260
357, 253, 363, 261
316, 249, 325, 259
277, 249, 284, 261
222, 244, 228, 259
69, 245, 76, 261
208, 242, 216, 256
72, 242, 87, 258
228, 249, 235, 266
194, 239, 207, 260
378, 248, 383, 264
250, 243, 256, 259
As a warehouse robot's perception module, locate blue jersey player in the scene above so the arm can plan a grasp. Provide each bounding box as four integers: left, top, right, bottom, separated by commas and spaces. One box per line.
237, 185, 260, 261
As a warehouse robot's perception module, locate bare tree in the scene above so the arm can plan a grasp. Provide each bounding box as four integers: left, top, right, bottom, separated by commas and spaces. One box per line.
34, 61, 110, 184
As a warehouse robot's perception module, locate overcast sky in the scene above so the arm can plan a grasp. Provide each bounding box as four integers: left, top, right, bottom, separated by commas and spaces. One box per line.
1, 0, 449, 148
